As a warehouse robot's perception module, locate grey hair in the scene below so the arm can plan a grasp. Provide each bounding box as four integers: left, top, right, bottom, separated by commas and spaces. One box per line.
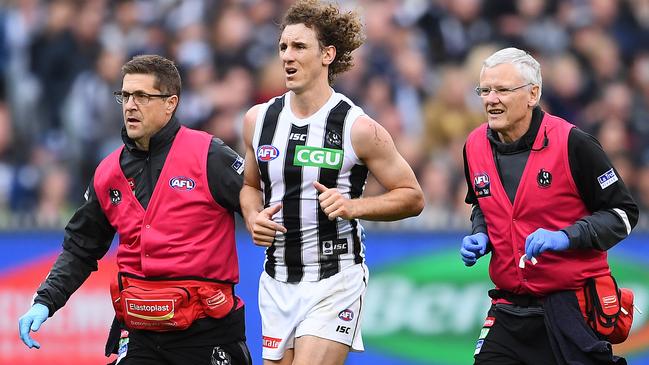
482, 47, 542, 102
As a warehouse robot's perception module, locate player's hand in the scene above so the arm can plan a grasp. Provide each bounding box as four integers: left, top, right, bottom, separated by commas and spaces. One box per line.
251, 204, 287, 247
460, 232, 489, 267
314, 181, 356, 220
525, 228, 569, 260
18, 303, 49, 349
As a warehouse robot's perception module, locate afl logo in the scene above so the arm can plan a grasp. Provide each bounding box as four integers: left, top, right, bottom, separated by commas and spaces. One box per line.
338, 309, 354, 322
473, 172, 491, 198
169, 176, 195, 191
257, 145, 280, 162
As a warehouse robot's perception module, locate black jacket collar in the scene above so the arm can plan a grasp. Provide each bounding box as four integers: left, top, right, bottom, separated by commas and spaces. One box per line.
122, 117, 181, 155
487, 106, 544, 154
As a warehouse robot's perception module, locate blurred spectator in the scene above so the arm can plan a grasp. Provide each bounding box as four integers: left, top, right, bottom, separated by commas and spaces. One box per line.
514, 0, 569, 55
418, 0, 493, 64
33, 164, 72, 228
1, 0, 649, 230
209, 4, 255, 76
422, 65, 483, 154
62, 48, 125, 188
542, 52, 591, 126
29, 0, 101, 134
100, 0, 148, 56
0, 103, 15, 222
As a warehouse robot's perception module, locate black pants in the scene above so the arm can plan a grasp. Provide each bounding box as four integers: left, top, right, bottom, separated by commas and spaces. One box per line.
107, 308, 251, 365
474, 305, 558, 365
115, 338, 251, 365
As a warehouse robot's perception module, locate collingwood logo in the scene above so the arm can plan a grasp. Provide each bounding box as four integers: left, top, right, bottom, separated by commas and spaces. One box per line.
537, 168, 552, 188
326, 130, 342, 147
109, 188, 122, 205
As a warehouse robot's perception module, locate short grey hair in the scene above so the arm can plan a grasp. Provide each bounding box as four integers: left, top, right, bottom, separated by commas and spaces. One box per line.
482, 47, 542, 101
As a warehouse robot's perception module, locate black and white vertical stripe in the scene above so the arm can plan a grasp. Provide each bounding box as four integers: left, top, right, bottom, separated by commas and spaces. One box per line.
316, 101, 350, 280
252, 92, 369, 282
257, 96, 284, 278
283, 123, 309, 282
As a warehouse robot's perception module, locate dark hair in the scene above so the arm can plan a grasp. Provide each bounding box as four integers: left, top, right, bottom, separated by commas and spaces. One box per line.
281, 0, 365, 84
121, 55, 182, 97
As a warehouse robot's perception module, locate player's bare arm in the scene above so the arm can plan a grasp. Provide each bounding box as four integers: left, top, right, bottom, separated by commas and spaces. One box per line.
316, 115, 424, 221
240, 105, 286, 247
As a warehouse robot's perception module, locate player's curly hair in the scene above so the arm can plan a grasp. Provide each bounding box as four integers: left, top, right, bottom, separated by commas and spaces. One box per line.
281, 0, 365, 84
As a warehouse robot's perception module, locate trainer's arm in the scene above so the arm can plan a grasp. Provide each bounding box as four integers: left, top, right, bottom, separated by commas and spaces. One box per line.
35, 181, 116, 315
350, 115, 424, 220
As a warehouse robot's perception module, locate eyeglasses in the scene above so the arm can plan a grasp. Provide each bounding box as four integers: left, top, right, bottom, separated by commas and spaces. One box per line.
474, 83, 533, 97
113, 91, 173, 105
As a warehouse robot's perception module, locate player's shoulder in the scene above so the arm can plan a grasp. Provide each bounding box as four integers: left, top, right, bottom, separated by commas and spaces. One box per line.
245, 94, 288, 122
350, 114, 394, 159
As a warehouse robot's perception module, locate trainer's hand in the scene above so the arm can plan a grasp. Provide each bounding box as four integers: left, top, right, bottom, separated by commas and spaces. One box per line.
525, 228, 569, 260
18, 303, 49, 349
251, 204, 287, 247
314, 181, 356, 220
460, 232, 489, 267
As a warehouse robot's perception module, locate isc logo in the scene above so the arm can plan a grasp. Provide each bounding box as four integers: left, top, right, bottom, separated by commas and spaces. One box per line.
257, 145, 280, 162
289, 133, 307, 141
169, 176, 195, 191
336, 325, 351, 334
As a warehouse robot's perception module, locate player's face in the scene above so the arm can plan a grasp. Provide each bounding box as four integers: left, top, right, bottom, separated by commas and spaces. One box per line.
479, 63, 539, 141
120, 73, 176, 149
279, 23, 328, 93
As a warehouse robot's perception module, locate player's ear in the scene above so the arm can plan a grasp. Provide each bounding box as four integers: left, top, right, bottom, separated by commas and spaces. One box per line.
322, 45, 336, 66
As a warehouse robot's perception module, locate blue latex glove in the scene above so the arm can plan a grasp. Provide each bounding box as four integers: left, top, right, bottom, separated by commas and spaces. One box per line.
524, 228, 569, 260
18, 303, 49, 349
460, 232, 489, 267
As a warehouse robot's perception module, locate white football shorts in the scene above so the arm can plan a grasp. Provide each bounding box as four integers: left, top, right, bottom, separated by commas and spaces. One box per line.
259, 263, 369, 360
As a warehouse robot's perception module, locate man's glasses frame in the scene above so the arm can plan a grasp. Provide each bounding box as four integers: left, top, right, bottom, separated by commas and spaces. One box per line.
113, 91, 173, 105
474, 83, 533, 97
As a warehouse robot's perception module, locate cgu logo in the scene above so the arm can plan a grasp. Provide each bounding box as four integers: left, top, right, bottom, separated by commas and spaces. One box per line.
257, 145, 280, 162
294, 146, 343, 170
169, 176, 196, 191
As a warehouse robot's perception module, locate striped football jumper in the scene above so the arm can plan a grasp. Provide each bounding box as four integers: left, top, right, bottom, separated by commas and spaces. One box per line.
252, 91, 369, 282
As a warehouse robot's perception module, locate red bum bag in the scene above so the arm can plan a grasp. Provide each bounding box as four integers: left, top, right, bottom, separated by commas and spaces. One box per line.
110, 273, 236, 332
575, 275, 634, 344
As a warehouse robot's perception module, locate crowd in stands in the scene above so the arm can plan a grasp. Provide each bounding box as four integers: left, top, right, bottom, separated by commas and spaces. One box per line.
2, 0, 649, 230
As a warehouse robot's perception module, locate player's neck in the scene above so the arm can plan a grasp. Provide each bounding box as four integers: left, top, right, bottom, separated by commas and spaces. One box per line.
290, 82, 333, 119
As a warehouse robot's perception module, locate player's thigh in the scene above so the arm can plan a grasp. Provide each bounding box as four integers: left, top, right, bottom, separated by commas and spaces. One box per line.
292, 335, 349, 365
295, 264, 367, 352
263, 348, 294, 365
